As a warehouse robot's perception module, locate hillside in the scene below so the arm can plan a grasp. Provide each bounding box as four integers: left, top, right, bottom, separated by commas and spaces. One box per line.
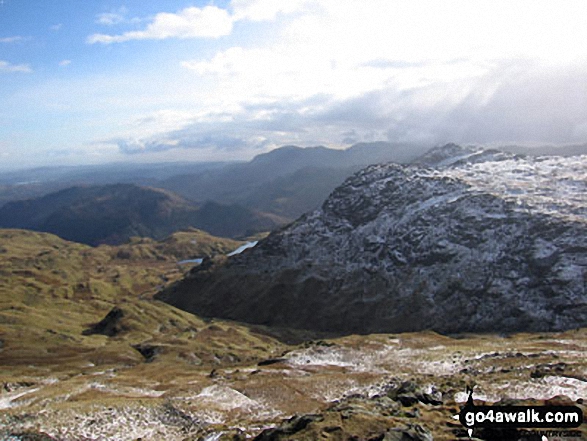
0, 228, 274, 369
240, 166, 361, 218
0, 184, 285, 244
158, 144, 587, 334
0, 143, 422, 220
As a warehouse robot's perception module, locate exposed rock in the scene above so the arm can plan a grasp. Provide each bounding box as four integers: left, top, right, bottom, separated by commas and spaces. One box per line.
250, 402, 434, 441
82, 307, 125, 337
530, 362, 567, 378
257, 358, 287, 366
412, 143, 517, 168
252, 414, 324, 440
3, 381, 36, 392
131, 343, 161, 362
386, 381, 443, 407
158, 144, 587, 334
156, 402, 201, 431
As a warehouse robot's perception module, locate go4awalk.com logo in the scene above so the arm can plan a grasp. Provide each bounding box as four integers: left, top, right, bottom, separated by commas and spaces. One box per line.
454, 387, 584, 440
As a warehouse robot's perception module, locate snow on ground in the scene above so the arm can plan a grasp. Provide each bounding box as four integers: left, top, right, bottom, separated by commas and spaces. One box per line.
0, 387, 40, 410
483, 376, 587, 403
194, 385, 258, 411
446, 155, 587, 220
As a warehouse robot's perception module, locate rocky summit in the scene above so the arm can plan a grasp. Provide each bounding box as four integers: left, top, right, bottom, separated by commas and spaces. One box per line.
158, 145, 587, 334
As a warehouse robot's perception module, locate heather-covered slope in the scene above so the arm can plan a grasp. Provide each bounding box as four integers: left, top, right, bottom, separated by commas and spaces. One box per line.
158, 145, 587, 334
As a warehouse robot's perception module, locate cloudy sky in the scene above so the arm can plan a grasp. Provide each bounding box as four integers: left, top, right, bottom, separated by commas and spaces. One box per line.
1, 0, 586, 170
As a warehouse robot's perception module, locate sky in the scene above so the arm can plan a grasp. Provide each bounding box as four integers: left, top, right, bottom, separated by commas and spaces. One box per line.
1, 0, 586, 170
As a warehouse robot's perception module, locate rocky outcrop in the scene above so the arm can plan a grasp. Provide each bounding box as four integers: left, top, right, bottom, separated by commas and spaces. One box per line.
158, 145, 587, 334
250, 383, 436, 441
82, 307, 125, 337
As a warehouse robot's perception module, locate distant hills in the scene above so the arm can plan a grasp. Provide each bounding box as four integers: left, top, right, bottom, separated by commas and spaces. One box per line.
160, 142, 425, 219
3, 142, 587, 219
0, 161, 233, 209
0, 184, 284, 245
3, 141, 587, 247
0, 143, 426, 241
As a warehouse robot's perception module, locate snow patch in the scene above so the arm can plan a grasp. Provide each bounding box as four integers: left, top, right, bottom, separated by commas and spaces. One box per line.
194, 385, 258, 410
0, 387, 40, 410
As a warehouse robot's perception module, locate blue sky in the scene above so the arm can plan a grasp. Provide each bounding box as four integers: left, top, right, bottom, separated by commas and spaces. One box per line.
1, 0, 586, 170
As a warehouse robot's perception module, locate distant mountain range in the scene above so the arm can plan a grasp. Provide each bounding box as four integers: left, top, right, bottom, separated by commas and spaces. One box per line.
0, 142, 426, 217
0, 142, 427, 245
0, 184, 284, 245
160, 142, 426, 219
0, 161, 233, 208
158, 144, 587, 334
3, 141, 587, 248
3, 142, 587, 222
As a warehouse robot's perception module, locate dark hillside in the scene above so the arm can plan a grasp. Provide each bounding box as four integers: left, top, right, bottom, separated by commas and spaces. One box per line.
0, 184, 284, 245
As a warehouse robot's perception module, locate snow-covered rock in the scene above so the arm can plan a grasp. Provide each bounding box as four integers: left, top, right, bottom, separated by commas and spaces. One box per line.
158, 144, 587, 334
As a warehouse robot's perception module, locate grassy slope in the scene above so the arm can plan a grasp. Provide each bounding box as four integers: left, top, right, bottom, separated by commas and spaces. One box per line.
0, 229, 281, 377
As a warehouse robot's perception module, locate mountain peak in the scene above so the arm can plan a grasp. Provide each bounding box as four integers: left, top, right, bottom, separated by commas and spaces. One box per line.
158, 153, 587, 334
412, 143, 516, 167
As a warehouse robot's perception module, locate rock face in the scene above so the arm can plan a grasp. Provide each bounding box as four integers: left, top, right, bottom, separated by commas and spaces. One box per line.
158, 145, 587, 334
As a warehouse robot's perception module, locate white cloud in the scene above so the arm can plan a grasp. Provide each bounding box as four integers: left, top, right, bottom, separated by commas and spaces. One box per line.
87, 6, 233, 44
114, 59, 587, 158
180, 0, 587, 114
86, 1, 314, 45
96, 7, 127, 26
59, 60, 71, 67
230, 0, 313, 21
96, 12, 126, 26
50, 24, 62, 31
130, 109, 200, 138
43, 0, 587, 162
0, 60, 32, 73
0, 36, 24, 43
95, 7, 141, 26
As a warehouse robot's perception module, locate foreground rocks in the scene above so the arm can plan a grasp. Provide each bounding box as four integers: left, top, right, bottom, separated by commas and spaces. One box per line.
2, 330, 587, 440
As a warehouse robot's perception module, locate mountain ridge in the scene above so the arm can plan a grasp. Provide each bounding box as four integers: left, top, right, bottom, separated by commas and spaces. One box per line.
160, 141, 426, 219
158, 144, 587, 334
